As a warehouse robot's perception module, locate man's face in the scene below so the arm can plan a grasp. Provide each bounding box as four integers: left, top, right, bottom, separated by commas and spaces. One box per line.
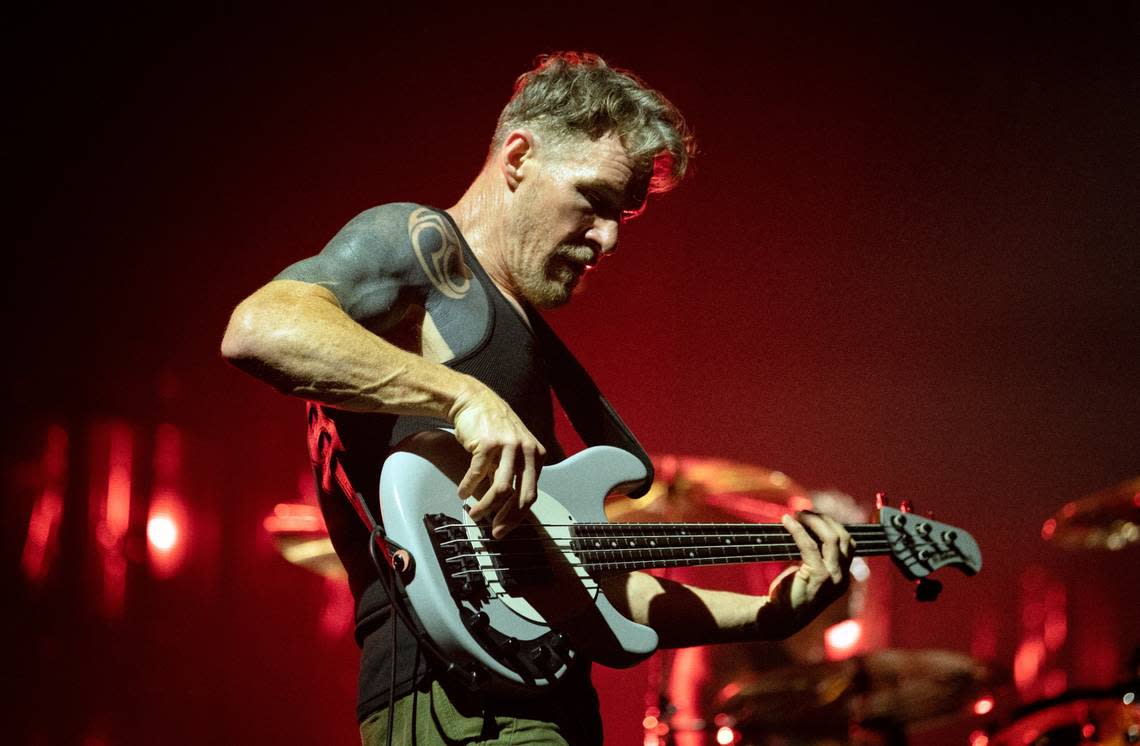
505, 132, 642, 308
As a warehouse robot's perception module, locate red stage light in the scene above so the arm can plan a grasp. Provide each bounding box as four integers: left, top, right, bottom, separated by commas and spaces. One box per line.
88, 422, 133, 618
22, 489, 64, 583
1014, 637, 1046, 692
715, 725, 737, 745
968, 729, 989, 746
147, 514, 179, 551
147, 491, 189, 578
263, 502, 326, 534
21, 426, 68, 584
973, 695, 995, 715
147, 425, 189, 579
824, 619, 863, 659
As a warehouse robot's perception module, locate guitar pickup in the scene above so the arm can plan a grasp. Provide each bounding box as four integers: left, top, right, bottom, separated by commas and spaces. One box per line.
484, 521, 554, 593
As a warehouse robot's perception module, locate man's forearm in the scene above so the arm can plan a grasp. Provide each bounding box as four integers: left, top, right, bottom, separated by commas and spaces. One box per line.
601, 511, 854, 648
221, 279, 474, 418
600, 571, 787, 649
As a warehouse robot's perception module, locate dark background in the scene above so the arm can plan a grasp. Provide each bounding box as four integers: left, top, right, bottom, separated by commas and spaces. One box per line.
6, 3, 1138, 744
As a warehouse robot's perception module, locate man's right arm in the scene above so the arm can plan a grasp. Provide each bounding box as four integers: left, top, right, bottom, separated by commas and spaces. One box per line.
222, 278, 471, 418
220, 205, 545, 538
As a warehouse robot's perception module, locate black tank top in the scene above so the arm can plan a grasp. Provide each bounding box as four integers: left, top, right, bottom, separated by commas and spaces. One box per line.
306, 210, 582, 721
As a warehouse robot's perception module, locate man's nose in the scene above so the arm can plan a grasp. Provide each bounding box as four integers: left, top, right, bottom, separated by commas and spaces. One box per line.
587, 217, 619, 257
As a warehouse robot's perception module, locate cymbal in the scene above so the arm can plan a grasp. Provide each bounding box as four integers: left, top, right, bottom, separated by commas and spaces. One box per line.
715, 649, 995, 733
263, 503, 346, 580
1042, 476, 1140, 551
605, 454, 809, 524
990, 684, 1140, 746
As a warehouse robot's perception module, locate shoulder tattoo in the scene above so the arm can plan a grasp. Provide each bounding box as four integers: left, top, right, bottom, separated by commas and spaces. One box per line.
407, 207, 471, 299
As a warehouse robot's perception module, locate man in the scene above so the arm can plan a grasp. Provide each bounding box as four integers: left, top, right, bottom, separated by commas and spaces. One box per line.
222, 52, 854, 745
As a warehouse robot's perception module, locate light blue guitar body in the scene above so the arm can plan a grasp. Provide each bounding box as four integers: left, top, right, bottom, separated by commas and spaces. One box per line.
379, 435, 658, 691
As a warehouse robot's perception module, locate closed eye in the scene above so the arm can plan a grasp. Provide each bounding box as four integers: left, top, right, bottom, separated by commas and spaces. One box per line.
580, 188, 623, 222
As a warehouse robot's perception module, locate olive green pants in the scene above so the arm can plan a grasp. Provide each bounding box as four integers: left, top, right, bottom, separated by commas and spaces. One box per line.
359, 679, 602, 746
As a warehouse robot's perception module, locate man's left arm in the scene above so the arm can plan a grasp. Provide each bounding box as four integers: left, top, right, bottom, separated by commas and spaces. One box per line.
600, 511, 853, 648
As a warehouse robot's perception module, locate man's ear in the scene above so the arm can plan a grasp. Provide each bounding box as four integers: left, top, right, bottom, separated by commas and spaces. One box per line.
499, 129, 535, 190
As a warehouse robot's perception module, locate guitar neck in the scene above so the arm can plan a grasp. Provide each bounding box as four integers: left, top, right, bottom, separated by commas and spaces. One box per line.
568, 522, 890, 575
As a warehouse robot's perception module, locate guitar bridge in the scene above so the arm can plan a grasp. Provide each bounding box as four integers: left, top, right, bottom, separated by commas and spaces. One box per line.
425, 513, 488, 603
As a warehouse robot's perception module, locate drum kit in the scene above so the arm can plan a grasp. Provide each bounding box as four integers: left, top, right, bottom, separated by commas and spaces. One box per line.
265, 462, 1140, 745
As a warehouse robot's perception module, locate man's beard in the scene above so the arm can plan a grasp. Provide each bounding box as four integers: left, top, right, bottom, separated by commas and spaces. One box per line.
516, 244, 594, 309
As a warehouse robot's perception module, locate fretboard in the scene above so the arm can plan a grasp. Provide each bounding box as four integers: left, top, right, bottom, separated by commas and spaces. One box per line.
567, 522, 890, 574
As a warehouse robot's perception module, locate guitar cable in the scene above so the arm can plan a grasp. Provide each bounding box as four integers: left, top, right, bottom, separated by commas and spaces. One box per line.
367, 525, 404, 746
366, 523, 486, 746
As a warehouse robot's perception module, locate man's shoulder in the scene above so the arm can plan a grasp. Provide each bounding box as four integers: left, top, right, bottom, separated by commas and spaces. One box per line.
325, 203, 472, 299
338, 203, 461, 255
346, 202, 440, 229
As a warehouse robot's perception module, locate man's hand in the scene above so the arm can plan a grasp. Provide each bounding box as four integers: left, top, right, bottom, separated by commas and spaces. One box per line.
764, 511, 855, 637
449, 381, 546, 539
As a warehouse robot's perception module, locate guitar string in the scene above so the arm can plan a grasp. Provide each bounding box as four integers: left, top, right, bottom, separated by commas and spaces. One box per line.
430, 533, 893, 552
437, 544, 896, 561
432, 530, 892, 549
431, 525, 892, 539
444, 549, 901, 577
432, 526, 891, 537
437, 538, 894, 554
440, 541, 896, 569
444, 541, 925, 578
433, 536, 892, 549
431, 522, 892, 531
426, 523, 923, 576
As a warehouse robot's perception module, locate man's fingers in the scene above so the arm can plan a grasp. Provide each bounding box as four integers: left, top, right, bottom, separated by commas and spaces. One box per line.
458, 449, 493, 499
816, 514, 855, 577
768, 564, 799, 596
469, 445, 517, 524
798, 511, 843, 583
490, 444, 517, 498
490, 445, 544, 539
782, 513, 823, 569
517, 446, 539, 511
467, 490, 514, 525
492, 496, 523, 539
824, 514, 854, 564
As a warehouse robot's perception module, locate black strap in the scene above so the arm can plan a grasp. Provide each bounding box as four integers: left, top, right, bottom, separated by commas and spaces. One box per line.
527, 309, 654, 498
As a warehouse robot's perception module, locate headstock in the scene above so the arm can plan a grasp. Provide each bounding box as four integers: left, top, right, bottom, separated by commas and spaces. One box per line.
878, 505, 983, 581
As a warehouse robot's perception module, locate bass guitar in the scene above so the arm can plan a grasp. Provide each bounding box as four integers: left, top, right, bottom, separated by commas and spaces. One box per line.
378, 438, 982, 693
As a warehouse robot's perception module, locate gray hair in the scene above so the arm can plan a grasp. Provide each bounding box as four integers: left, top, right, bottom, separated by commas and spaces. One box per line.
492, 52, 695, 197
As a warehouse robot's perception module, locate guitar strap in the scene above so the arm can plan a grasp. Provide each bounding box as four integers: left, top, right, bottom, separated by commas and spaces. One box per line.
305, 402, 394, 565
308, 401, 485, 688
526, 308, 654, 498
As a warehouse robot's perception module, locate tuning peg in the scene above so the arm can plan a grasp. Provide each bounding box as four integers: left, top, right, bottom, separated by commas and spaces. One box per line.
875, 492, 888, 509
900, 500, 913, 513
914, 578, 943, 602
